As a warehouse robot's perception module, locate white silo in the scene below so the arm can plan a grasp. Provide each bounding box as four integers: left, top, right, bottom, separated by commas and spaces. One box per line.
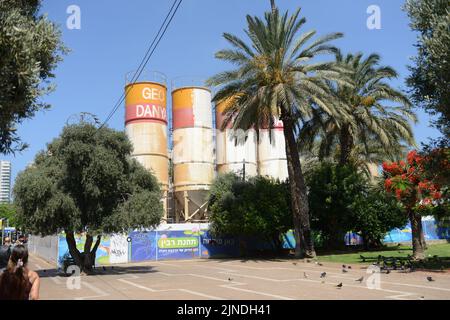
172, 85, 214, 222
258, 119, 288, 181
215, 99, 257, 177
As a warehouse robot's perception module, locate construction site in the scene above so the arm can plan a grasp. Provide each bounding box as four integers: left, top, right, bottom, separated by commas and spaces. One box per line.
125, 73, 289, 224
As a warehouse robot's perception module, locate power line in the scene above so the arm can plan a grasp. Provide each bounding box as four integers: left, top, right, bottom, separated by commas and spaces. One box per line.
98, 0, 183, 130
126, 0, 179, 86
99, 0, 182, 129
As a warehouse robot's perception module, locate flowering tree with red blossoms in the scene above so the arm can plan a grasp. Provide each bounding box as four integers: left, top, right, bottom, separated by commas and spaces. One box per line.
382, 149, 448, 260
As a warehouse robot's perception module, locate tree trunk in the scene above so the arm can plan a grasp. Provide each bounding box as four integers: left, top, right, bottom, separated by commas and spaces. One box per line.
420, 227, 427, 250
272, 234, 283, 254
326, 216, 345, 250
82, 234, 99, 273
65, 231, 83, 269
361, 231, 369, 250
339, 125, 353, 166
374, 239, 383, 248
65, 231, 101, 274
409, 209, 425, 260
281, 113, 316, 258
327, 229, 345, 250
239, 239, 248, 257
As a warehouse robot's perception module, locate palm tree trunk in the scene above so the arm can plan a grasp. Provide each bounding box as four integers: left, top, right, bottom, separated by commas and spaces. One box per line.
281, 113, 316, 258
339, 125, 353, 166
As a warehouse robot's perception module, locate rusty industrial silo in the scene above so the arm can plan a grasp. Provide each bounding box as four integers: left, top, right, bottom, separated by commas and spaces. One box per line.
124, 72, 169, 219
215, 98, 257, 177
171, 84, 214, 222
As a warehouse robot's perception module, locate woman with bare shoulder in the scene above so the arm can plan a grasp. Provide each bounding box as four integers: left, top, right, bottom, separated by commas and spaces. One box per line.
0, 245, 40, 300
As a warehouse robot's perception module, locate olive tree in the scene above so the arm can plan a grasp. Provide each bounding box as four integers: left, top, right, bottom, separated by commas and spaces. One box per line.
13, 123, 163, 272
0, 0, 67, 153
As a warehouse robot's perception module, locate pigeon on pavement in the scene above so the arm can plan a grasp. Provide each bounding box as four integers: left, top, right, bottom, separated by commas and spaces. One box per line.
320, 272, 327, 278
336, 283, 343, 288
356, 276, 364, 282
342, 269, 348, 273
427, 276, 434, 282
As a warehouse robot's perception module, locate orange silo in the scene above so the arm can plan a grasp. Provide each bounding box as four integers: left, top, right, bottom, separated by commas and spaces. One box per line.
124, 77, 169, 219
172, 85, 214, 223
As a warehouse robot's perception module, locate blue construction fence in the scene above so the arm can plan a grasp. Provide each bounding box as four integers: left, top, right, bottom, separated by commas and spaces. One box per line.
280, 217, 450, 247
344, 216, 450, 246
57, 217, 450, 266
57, 223, 277, 267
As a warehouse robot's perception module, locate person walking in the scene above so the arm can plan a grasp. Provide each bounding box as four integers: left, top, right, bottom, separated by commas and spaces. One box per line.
0, 245, 40, 300
0, 237, 12, 272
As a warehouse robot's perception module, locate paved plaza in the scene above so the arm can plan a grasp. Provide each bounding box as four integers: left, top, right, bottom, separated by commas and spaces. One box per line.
29, 254, 450, 300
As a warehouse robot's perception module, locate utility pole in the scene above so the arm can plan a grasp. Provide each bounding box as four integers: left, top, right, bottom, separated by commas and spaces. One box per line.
242, 158, 246, 181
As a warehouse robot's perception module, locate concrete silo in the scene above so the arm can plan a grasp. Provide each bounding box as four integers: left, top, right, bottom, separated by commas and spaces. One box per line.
124, 79, 169, 219
257, 119, 289, 181
172, 86, 214, 222
215, 99, 257, 177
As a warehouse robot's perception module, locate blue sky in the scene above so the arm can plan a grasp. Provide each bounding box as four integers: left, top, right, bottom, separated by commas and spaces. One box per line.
3, 0, 441, 183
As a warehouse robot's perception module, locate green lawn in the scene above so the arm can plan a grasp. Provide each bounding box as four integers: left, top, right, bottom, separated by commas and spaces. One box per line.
316, 242, 450, 270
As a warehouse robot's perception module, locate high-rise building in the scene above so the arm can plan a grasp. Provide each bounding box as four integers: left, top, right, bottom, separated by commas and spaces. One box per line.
0, 161, 11, 203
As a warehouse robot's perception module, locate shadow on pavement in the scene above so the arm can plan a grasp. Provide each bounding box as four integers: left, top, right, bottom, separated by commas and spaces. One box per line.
35, 265, 159, 278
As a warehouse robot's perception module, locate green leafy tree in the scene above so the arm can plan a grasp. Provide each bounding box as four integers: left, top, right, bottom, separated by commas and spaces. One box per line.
207, 0, 350, 258
13, 123, 163, 272
307, 163, 366, 249
0, 0, 67, 154
404, 0, 450, 135
307, 163, 407, 249
208, 173, 292, 251
0, 203, 17, 227
299, 51, 416, 171
350, 186, 407, 249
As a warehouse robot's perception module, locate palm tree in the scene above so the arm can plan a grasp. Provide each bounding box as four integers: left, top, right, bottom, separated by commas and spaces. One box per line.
299, 138, 410, 180
298, 51, 416, 170
207, 1, 350, 258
